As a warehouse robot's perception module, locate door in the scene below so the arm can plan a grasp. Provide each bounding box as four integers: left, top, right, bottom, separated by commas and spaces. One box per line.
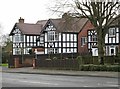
109, 46, 116, 56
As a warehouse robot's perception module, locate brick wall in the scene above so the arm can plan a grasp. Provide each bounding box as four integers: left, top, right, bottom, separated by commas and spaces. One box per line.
78, 21, 94, 55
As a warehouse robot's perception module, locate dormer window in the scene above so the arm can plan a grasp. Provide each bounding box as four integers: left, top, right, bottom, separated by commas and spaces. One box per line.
109, 28, 116, 37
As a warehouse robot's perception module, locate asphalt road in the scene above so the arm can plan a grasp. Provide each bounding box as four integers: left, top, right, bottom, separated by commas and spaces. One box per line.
2, 72, 119, 87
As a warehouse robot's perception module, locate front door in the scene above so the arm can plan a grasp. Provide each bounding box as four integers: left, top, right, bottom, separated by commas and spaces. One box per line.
109, 46, 116, 56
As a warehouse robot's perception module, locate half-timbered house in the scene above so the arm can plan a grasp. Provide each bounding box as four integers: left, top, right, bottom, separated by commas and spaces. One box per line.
37, 14, 89, 55
78, 20, 94, 55
9, 17, 44, 55
87, 19, 120, 56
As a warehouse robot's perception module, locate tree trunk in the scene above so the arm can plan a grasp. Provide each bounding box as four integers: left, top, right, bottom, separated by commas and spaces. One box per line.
97, 28, 105, 65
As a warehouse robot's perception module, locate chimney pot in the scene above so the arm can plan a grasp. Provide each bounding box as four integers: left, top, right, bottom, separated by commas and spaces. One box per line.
19, 17, 24, 23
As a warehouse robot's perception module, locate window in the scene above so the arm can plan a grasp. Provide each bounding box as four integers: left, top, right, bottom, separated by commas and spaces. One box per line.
109, 28, 116, 36
81, 37, 87, 46
55, 48, 59, 53
48, 48, 54, 54
27, 36, 29, 42
92, 35, 97, 42
48, 31, 55, 42
34, 36, 36, 42
14, 34, 23, 42
74, 43, 77, 47
30, 36, 33, 42
48, 31, 58, 42
63, 34, 66, 41
55, 33, 59, 41
70, 34, 73, 41
89, 31, 97, 42
14, 48, 21, 55
74, 34, 77, 41
40, 37, 44, 43
67, 34, 69, 41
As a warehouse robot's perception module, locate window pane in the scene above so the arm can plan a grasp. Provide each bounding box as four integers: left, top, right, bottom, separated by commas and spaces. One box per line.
109, 28, 116, 36
27, 36, 29, 42
74, 34, 77, 41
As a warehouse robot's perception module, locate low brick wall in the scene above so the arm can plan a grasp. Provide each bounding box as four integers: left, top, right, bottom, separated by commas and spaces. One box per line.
8, 54, 34, 68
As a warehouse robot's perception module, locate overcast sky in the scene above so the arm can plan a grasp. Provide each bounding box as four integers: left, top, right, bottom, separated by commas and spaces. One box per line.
0, 0, 60, 35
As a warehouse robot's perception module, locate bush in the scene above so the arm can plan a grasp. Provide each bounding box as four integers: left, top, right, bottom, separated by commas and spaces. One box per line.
79, 64, 120, 72
2, 52, 9, 63
76, 56, 83, 64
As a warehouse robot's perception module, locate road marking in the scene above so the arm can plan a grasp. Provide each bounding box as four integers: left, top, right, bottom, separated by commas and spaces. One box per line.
83, 85, 93, 87
107, 84, 118, 87
107, 81, 118, 84
18, 80, 59, 86
3, 78, 59, 86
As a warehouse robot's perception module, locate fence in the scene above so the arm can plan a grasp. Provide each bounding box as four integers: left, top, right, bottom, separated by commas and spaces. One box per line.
8, 53, 120, 68
36, 59, 79, 70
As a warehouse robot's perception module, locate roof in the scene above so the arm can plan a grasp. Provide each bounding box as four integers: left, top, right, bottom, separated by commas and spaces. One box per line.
10, 17, 89, 36
109, 18, 120, 27
49, 17, 88, 33
36, 20, 48, 27
10, 23, 42, 35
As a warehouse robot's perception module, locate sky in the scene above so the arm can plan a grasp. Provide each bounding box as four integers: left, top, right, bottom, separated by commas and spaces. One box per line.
0, 0, 60, 35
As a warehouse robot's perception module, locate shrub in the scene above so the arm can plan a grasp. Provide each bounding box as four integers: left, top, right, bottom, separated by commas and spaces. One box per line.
76, 56, 83, 64
79, 65, 120, 72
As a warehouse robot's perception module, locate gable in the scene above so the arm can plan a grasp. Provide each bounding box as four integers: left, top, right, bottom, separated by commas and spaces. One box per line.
40, 19, 57, 34
10, 23, 42, 36
12, 28, 21, 34
9, 23, 23, 36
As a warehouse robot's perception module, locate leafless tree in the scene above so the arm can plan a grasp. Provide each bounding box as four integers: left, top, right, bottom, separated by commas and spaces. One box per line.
51, 0, 120, 64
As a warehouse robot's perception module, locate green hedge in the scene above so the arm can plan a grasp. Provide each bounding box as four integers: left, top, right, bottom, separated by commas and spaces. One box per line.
80, 64, 120, 72
76, 56, 119, 65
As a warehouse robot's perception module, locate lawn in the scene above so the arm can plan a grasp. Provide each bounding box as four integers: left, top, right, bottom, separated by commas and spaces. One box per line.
0, 63, 8, 67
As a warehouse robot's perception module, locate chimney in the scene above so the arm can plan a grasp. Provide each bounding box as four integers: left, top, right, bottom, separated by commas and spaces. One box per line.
62, 13, 68, 18
19, 17, 24, 23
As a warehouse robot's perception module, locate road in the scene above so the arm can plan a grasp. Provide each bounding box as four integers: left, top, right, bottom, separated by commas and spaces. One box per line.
2, 72, 119, 87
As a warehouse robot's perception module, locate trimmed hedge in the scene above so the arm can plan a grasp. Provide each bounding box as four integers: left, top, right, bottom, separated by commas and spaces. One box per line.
80, 64, 120, 72
77, 56, 120, 65
35, 55, 120, 71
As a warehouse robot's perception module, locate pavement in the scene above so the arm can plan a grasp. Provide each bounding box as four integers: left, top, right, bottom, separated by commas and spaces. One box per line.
1, 66, 119, 78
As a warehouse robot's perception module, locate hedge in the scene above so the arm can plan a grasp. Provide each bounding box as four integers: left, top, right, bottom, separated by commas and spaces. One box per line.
79, 64, 120, 72
77, 56, 120, 65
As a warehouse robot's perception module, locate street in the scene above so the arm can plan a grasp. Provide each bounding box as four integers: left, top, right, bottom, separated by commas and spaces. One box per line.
2, 72, 119, 87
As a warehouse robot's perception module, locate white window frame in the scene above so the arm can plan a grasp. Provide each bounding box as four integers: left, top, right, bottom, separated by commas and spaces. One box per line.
109, 28, 116, 37
81, 37, 87, 47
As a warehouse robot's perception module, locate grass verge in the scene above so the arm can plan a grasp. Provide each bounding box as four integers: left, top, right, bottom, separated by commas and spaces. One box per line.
0, 63, 8, 67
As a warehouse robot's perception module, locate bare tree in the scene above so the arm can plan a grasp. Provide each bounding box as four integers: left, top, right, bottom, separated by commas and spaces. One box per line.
75, 0, 120, 64
51, 0, 120, 64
